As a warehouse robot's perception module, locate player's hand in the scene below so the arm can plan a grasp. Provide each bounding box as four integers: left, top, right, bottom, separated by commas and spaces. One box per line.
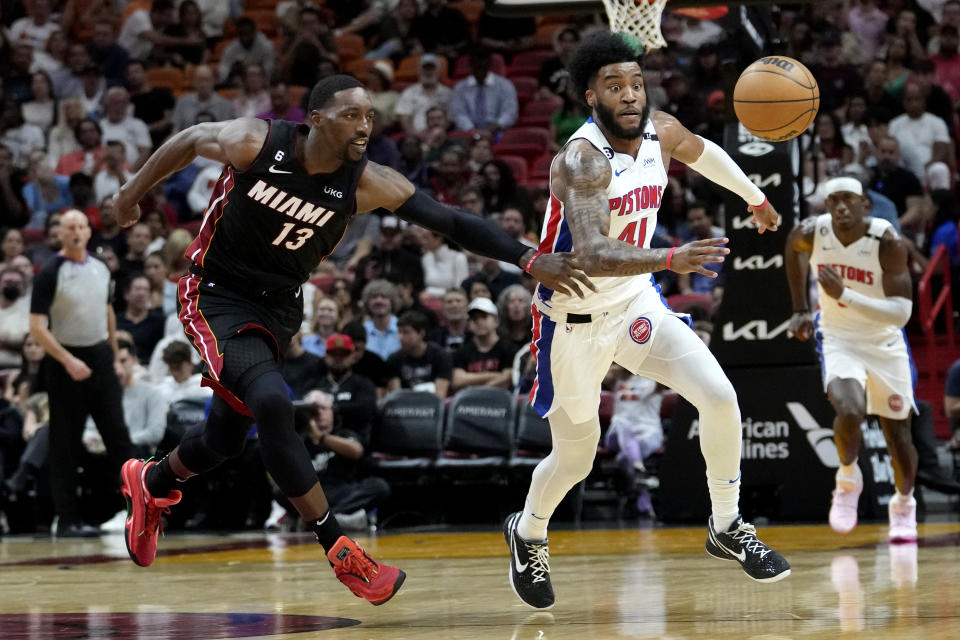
528, 252, 597, 299
65, 356, 92, 381
112, 191, 142, 228
668, 237, 730, 278
748, 198, 780, 234
788, 311, 814, 341
817, 265, 845, 299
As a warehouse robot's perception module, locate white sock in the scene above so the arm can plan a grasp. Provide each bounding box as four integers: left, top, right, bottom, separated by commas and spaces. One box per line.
839, 459, 858, 479
895, 489, 914, 504
517, 503, 549, 541
708, 473, 741, 533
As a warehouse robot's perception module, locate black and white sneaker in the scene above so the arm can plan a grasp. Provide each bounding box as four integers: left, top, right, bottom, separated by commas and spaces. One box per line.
503, 512, 554, 609
705, 515, 791, 583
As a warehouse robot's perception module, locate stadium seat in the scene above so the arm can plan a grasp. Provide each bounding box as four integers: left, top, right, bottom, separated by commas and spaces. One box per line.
449, 0, 484, 24
448, 128, 493, 143
395, 55, 449, 82
507, 50, 555, 78
518, 98, 562, 127
20, 228, 45, 245
344, 58, 392, 79
216, 87, 240, 101
493, 127, 550, 161
598, 390, 615, 430
510, 76, 538, 104
435, 387, 515, 472
534, 23, 563, 49
211, 39, 233, 64
496, 154, 528, 184
452, 52, 506, 80
334, 33, 366, 62
529, 153, 554, 180
146, 67, 184, 92
369, 390, 445, 473
180, 220, 202, 236
509, 396, 552, 469
666, 293, 715, 318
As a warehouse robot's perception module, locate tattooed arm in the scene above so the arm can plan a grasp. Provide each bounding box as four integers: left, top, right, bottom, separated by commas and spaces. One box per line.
557, 140, 729, 277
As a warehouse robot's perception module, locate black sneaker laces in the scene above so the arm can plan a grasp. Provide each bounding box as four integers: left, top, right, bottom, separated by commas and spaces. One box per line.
729, 522, 771, 559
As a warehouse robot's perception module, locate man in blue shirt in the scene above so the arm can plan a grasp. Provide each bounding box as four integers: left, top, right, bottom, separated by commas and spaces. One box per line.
361, 279, 400, 360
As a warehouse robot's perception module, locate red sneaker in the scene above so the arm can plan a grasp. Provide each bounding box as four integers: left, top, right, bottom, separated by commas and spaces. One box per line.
120, 459, 181, 567
327, 536, 406, 605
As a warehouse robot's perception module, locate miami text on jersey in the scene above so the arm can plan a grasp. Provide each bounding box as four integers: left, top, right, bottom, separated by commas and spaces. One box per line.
246, 179, 338, 227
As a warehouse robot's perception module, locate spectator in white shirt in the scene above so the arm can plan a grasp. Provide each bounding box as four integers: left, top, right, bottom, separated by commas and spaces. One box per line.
118, 0, 203, 63
8, 0, 59, 53
157, 341, 211, 404
93, 140, 132, 205
888, 83, 952, 187
0, 103, 46, 170
30, 28, 67, 75
218, 17, 276, 85
99, 87, 152, 170
186, 162, 225, 218
395, 54, 453, 135
232, 63, 271, 119
419, 227, 469, 296
21, 71, 57, 133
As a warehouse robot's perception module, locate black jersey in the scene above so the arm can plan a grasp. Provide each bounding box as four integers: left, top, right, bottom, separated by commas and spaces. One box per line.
185, 120, 366, 293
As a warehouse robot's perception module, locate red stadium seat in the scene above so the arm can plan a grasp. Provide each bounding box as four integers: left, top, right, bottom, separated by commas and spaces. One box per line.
334, 33, 366, 62
146, 67, 184, 92
180, 220, 202, 237
518, 99, 562, 127
493, 127, 550, 161
497, 155, 528, 184
507, 50, 555, 78
396, 55, 449, 82
449, 128, 493, 143
529, 153, 554, 180
452, 53, 506, 80
666, 293, 715, 318
510, 76, 538, 105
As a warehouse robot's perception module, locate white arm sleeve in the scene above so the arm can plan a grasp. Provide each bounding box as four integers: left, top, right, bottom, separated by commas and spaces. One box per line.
838, 289, 913, 327
686, 137, 765, 207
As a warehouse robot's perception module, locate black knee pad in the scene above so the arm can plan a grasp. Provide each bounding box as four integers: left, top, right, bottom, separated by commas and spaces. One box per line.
220, 334, 281, 400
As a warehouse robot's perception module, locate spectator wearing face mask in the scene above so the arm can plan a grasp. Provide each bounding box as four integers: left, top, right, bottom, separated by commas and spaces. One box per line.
0, 267, 31, 368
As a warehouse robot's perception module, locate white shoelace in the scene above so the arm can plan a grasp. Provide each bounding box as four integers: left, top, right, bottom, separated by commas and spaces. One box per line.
524, 542, 551, 583
730, 523, 771, 559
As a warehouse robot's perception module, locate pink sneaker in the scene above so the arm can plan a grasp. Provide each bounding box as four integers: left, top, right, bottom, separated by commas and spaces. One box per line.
829, 466, 863, 534
888, 496, 918, 543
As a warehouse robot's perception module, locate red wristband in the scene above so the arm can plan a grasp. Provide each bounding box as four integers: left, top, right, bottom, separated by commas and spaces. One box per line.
524, 250, 541, 274
666, 246, 677, 270
751, 196, 768, 210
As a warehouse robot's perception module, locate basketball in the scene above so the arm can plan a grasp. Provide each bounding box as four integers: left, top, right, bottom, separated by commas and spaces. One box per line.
733, 56, 820, 142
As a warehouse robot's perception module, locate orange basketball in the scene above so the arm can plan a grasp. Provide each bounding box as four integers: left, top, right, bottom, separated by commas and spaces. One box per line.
733, 56, 820, 142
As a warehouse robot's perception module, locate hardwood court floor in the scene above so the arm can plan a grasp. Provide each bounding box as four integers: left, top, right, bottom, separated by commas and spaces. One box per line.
2, 522, 960, 639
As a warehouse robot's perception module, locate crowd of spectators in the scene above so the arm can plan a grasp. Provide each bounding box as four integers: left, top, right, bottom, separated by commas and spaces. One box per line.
3, 0, 960, 533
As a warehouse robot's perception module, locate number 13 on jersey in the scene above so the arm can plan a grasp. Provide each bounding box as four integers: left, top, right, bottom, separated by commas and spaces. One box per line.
271, 223, 314, 250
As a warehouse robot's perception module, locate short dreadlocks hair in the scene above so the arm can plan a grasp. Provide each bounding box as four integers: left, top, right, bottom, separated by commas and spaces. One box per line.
568, 31, 644, 100
307, 74, 365, 112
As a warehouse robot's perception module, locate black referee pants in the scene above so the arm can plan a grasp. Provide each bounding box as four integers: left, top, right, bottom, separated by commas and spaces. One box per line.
45, 342, 133, 525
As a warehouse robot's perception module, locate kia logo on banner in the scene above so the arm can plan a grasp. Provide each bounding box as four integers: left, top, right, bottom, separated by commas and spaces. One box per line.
710, 123, 815, 368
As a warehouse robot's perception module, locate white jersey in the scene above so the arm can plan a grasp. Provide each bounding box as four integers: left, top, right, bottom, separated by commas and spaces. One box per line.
809, 214, 898, 342
537, 118, 668, 314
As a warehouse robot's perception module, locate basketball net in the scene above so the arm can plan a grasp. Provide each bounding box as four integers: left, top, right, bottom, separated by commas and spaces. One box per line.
600, 0, 668, 50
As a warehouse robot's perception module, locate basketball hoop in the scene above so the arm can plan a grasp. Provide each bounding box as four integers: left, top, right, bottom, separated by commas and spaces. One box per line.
600, 0, 668, 51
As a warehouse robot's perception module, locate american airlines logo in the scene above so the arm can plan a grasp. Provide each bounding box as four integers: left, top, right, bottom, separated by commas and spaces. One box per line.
722, 319, 791, 341
732, 255, 783, 270
246, 180, 338, 227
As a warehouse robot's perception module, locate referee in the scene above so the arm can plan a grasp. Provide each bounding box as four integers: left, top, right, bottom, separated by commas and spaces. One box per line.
29, 209, 133, 538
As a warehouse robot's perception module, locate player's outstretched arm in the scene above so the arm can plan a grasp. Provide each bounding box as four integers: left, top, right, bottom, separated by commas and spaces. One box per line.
819, 230, 912, 327
113, 117, 268, 227
355, 161, 597, 298
784, 218, 816, 341
654, 111, 778, 234
559, 141, 729, 277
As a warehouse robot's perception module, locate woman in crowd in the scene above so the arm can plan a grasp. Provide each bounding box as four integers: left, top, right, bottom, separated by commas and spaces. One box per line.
478, 159, 530, 219
330, 277, 359, 329
142, 208, 169, 255
163, 0, 208, 67
1, 228, 25, 268
144, 251, 177, 315
302, 297, 340, 357
883, 34, 913, 99
497, 284, 533, 347
811, 112, 854, 178
31, 29, 68, 75
21, 71, 57, 133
